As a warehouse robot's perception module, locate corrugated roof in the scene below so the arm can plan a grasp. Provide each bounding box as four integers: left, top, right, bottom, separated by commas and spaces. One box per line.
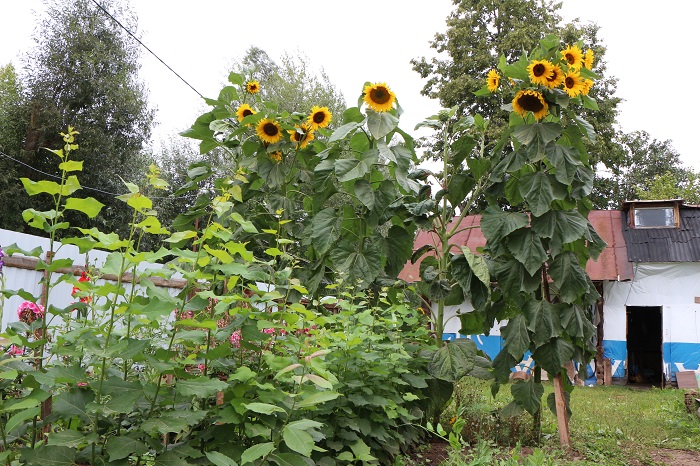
399, 210, 633, 283
622, 205, 700, 262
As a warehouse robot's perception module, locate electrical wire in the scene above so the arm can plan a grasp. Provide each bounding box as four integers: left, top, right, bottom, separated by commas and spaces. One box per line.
88, 0, 204, 100
0, 149, 190, 200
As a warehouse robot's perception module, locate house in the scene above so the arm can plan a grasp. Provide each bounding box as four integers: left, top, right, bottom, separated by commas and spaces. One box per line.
400, 200, 700, 386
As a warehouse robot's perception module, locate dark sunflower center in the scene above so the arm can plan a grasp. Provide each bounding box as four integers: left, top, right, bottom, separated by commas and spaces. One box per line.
565, 53, 574, 64
263, 123, 278, 136
518, 94, 544, 112
533, 64, 546, 77
565, 77, 575, 88
242, 109, 252, 117
313, 112, 325, 123
370, 88, 390, 104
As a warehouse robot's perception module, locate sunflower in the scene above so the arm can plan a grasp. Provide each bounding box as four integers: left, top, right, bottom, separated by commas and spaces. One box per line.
562, 70, 585, 97
246, 80, 260, 94
527, 60, 554, 86
584, 49, 594, 69
363, 82, 396, 113
512, 90, 548, 120
544, 64, 565, 88
236, 103, 256, 122
561, 44, 584, 70
256, 118, 283, 144
270, 151, 283, 163
289, 124, 315, 149
581, 79, 594, 96
486, 69, 500, 92
308, 106, 332, 130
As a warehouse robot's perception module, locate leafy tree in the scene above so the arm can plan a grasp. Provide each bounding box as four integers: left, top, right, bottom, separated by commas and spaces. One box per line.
592, 130, 687, 208
18, 0, 154, 236
0, 63, 29, 231
636, 170, 700, 205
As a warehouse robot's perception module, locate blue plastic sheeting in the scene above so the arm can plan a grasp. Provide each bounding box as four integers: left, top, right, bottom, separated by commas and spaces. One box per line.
603, 340, 627, 378
663, 342, 700, 380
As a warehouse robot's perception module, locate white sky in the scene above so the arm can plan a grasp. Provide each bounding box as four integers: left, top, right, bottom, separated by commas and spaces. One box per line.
2, 0, 698, 171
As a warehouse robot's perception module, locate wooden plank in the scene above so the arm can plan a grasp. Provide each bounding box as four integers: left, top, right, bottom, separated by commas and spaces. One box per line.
677, 371, 699, 389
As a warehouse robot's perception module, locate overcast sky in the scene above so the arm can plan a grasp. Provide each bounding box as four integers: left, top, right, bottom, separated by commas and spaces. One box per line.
2, 0, 697, 171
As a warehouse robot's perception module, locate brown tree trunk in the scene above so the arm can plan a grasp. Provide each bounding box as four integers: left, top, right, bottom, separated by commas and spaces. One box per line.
553, 373, 571, 448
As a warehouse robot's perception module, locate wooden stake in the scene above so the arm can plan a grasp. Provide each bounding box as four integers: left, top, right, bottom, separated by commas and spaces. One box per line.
553, 373, 571, 448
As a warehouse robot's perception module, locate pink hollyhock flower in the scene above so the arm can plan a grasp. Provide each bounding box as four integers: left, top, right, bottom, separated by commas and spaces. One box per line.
262, 328, 276, 335
6, 345, 23, 356
229, 329, 242, 348
17, 301, 44, 322
77, 382, 88, 387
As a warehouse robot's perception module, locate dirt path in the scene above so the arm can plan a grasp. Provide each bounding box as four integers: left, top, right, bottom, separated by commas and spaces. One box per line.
647, 448, 700, 466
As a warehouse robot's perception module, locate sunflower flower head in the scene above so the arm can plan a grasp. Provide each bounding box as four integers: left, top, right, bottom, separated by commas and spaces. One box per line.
289, 124, 315, 149
561, 45, 584, 70
584, 49, 595, 69
363, 82, 396, 113
563, 70, 585, 97
270, 151, 283, 163
256, 118, 283, 144
527, 60, 554, 86
512, 90, 548, 120
486, 69, 500, 92
236, 103, 256, 122
544, 64, 565, 89
308, 106, 332, 130
246, 80, 260, 94
581, 79, 594, 96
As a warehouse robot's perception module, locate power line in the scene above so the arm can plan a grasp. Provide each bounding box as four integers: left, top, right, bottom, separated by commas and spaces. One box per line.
88, 0, 204, 100
0, 150, 189, 200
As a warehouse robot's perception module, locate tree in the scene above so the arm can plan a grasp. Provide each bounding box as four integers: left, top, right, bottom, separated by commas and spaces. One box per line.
0, 63, 30, 231
18, 0, 155, 236
636, 170, 700, 205
593, 131, 687, 208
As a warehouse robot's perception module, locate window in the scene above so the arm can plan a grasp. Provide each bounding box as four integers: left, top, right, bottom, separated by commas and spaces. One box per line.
633, 207, 676, 228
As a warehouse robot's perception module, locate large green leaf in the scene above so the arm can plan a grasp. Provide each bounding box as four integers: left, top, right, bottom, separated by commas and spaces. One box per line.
560, 304, 596, 340
446, 173, 475, 207
53, 388, 94, 422
353, 179, 375, 210
282, 425, 314, 457
4, 406, 40, 435
492, 258, 540, 297
106, 436, 149, 461
548, 251, 589, 303
335, 149, 378, 182
328, 239, 383, 287
531, 209, 589, 257
480, 207, 529, 244
510, 379, 544, 416
269, 453, 312, 466
367, 110, 399, 139
20, 445, 75, 466
310, 208, 341, 256
513, 122, 561, 147
524, 300, 562, 346
329, 121, 362, 142
101, 378, 144, 414
64, 197, 105, 218
500, 315, 530, 359
141, 410, 207, 435
519, 172, 556, 217
176, 377, 228, 398
532, 338, 574, 375
428, 338, 476, 382
206, 451, 239, 466
545, 144, 582, 185
506, 228, 547, 276
295, 391, 339, 408
385, 226, 414, 278
46, 430, 84, 448
241, 442, 275, 465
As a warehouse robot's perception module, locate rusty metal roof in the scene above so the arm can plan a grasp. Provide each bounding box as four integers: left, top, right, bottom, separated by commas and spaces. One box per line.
622, 205, 700, 262
399, 210, 633, 283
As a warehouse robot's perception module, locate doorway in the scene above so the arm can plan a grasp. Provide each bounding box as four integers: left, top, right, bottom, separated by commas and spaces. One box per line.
626, 306, 663, 385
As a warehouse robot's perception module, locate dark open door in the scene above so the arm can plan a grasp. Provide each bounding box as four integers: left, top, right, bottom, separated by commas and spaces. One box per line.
626, 306, 663, 385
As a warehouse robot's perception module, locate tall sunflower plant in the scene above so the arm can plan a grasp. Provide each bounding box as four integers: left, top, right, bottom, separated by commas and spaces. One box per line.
180, 74, 421, 299
465, 35, 606, 447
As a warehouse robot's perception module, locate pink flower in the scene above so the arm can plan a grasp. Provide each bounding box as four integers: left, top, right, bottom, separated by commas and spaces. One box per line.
77, 382, 88, 387
17, 301, 45, 323
229, 329, 242, 348
6, 345, 23, 356
262, 328, 276, 335
197, 364, 206, 372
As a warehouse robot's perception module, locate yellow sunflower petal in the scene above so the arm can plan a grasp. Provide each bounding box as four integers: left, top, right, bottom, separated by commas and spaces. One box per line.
562, 71, 584, 97
363, 82, 396, 113
584, 49, 594, 70
288, 124, 315, 149
527, 60, 554, 86
246, 80, 260, 94
308, 106, 332, 130
487, 69, 500, 92
561, 45, 584, 70
236, 104, 256, 122
255, 118, 282, 144
544, 65, 565, 89
512, 90, 548, 120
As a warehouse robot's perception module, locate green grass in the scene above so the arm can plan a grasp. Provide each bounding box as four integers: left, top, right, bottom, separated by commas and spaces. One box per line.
411, 379, 700, 466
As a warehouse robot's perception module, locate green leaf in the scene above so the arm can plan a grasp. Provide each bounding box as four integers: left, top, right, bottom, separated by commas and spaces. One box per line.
481, 207, 529, 244
286, 419, 324, 431
64, 197, 104, 218
334, 149, 378, 182
548, 251, 589, 303
154, 451, 190, 466
492, 258, 540, 296
20, 445, 75, 466
310, 208, 341, 255
141, 410, 208, 435
500, 315, 530, 359
511, 379, 544, 416
328, 239, 383, 287
58, 160, 83, 172
4, 406, 40, 434
513, 122, 561, 155
244, 402, 286, 415
231, 212, 258, 233
176, 377, 228, 398
21, 178, 62, 196
367, 110, 399, 139
106, 436, 149, 461
519, 172, 556, 217
531, 210, 589, 257
506, 228, 547, 276
329, 121, 362, 142
295, 391, 339, 408
428, 338, 476, 382
353, 179, 375, 210
46, 430, 85, 448
546, 144, 582, 185
241, 442, 275, 465
269, 453, 310, 466
52, 389, 94, 422
560, 304, 595, 340
206, 451, 238, 466
533, 338, 575, 375
524, 300, 562, 346
547, 389, 572, 417
282, 425, 314, 457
